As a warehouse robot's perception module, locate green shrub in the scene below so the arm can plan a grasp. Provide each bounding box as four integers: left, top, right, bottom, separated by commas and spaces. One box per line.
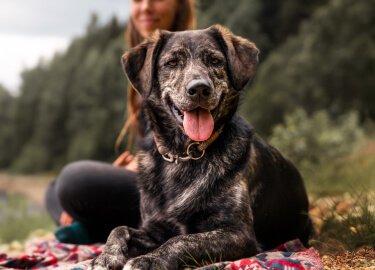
268, 108, 372, 196
269, 108, 363, 166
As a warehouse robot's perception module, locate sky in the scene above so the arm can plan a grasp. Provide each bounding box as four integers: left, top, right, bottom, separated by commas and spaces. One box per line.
0, 0, 131, 95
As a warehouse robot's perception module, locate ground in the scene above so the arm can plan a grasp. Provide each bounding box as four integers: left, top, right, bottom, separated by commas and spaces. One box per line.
321, 247, 375, 269
0, 173, 374, 269
310, 193, 375, 269
0, 173, 50, 206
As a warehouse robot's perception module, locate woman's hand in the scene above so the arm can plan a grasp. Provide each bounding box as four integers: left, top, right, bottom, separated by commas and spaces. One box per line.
113, 151, 138, 172
60, 211, 74, 226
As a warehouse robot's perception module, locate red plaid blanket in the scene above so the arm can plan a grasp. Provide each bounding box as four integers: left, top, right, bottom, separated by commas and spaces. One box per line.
0, 238, 322, 270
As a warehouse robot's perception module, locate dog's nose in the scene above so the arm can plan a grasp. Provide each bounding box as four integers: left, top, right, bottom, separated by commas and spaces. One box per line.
185, 79, 212, 99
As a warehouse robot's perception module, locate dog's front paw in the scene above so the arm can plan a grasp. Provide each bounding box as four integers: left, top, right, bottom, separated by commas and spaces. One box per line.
123, 255, 169, 270
90, 251, 127, 270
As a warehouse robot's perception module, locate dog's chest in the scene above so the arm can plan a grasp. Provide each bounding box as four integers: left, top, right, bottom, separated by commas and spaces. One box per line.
162, 163, 214, 214
138, 124, 253, 219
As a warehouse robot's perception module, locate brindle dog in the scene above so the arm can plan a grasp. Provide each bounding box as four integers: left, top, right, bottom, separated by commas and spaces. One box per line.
91, 25, 309, 270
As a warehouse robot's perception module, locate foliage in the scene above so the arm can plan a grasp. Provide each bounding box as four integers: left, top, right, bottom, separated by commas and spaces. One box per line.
0, 192, 55, 243
0, 85, 16, 167
0, 0, 373, 173
309, 151, 375, 198
268, 108, 375, 197
198, 0, 327, 60
2, 17, 128, 173
269, 108, 363, 167
241, 0, 375, 135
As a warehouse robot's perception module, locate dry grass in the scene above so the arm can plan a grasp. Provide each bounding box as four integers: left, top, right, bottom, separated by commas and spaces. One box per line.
321, 247, 375, 270
309, 192, 375, 269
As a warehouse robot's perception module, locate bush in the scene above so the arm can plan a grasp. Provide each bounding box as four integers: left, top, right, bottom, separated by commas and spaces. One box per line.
268, 108, 371, 196
269, 108, 364, 167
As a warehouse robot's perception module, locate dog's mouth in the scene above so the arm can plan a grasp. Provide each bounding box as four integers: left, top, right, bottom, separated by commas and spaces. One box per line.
170, 101, 185, 124
169, 101, 215, 142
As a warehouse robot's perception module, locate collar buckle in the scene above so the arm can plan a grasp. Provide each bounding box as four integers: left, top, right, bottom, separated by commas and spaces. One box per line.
156, 125, 224, 164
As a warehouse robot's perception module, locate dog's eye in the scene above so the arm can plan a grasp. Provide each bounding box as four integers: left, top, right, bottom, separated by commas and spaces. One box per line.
210, 58, 220, 65
167, 60, 178, 67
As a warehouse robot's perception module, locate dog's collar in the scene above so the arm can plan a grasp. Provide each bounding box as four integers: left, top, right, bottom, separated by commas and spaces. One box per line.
154, 125, 224, 164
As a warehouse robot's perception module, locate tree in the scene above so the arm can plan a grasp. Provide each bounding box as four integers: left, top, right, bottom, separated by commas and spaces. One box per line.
240, 0, 375, 135
197, 0, 328, 60
9, 16, 127, 172
0, 85, 16, 167
1, 1, 373, 172
9, 65, 49, 171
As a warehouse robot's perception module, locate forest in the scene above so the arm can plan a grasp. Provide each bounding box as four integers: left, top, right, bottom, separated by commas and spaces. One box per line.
0, 0, 374, 179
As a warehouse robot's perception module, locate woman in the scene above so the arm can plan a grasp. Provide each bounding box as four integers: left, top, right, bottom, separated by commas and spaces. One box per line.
45, 0, 196, 244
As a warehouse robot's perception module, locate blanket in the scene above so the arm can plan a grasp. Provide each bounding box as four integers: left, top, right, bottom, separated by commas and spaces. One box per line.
0, 238, 322, 270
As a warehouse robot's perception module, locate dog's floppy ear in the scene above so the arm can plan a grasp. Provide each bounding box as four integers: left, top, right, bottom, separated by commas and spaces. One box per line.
209, 25, 259, 91
121, 30, 169, 99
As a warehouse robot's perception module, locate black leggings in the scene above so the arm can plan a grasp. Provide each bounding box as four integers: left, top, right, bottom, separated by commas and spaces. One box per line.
45, 160, 141, 243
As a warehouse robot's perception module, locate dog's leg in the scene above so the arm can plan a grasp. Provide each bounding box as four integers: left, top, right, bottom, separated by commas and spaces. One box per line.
90, 226, 162, 270
124, 228, 260, 270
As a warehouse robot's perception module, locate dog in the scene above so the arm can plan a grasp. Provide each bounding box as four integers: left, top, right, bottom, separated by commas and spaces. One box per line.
91, 25, 310, 270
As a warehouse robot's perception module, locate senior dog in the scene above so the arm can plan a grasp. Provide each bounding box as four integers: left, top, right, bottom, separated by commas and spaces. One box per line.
91, 25, 310, 270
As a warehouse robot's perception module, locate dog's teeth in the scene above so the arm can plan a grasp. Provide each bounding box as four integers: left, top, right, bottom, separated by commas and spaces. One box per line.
169, 101, 184, 123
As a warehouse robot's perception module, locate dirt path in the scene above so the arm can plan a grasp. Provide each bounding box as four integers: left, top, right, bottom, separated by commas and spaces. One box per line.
0, 173, 51, 206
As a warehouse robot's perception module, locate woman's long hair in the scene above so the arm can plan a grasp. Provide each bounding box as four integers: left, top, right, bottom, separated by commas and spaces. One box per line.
116, 0, 196, 152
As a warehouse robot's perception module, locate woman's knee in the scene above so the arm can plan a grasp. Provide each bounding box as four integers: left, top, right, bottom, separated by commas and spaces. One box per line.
55, 160, 97, 201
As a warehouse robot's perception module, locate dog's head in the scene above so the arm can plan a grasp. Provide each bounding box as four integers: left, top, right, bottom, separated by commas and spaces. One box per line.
122, 25, 259, 143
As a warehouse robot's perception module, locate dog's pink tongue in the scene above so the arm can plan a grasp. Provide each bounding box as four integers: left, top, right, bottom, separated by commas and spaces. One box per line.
183, 108, 214, 141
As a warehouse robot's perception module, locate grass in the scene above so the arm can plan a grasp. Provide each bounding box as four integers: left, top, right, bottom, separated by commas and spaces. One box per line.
180, 250, 224, 270
304, 140, 375, 254
309, 191, 375, 253
0, 191, 56, 244
303, 152, 375, 198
